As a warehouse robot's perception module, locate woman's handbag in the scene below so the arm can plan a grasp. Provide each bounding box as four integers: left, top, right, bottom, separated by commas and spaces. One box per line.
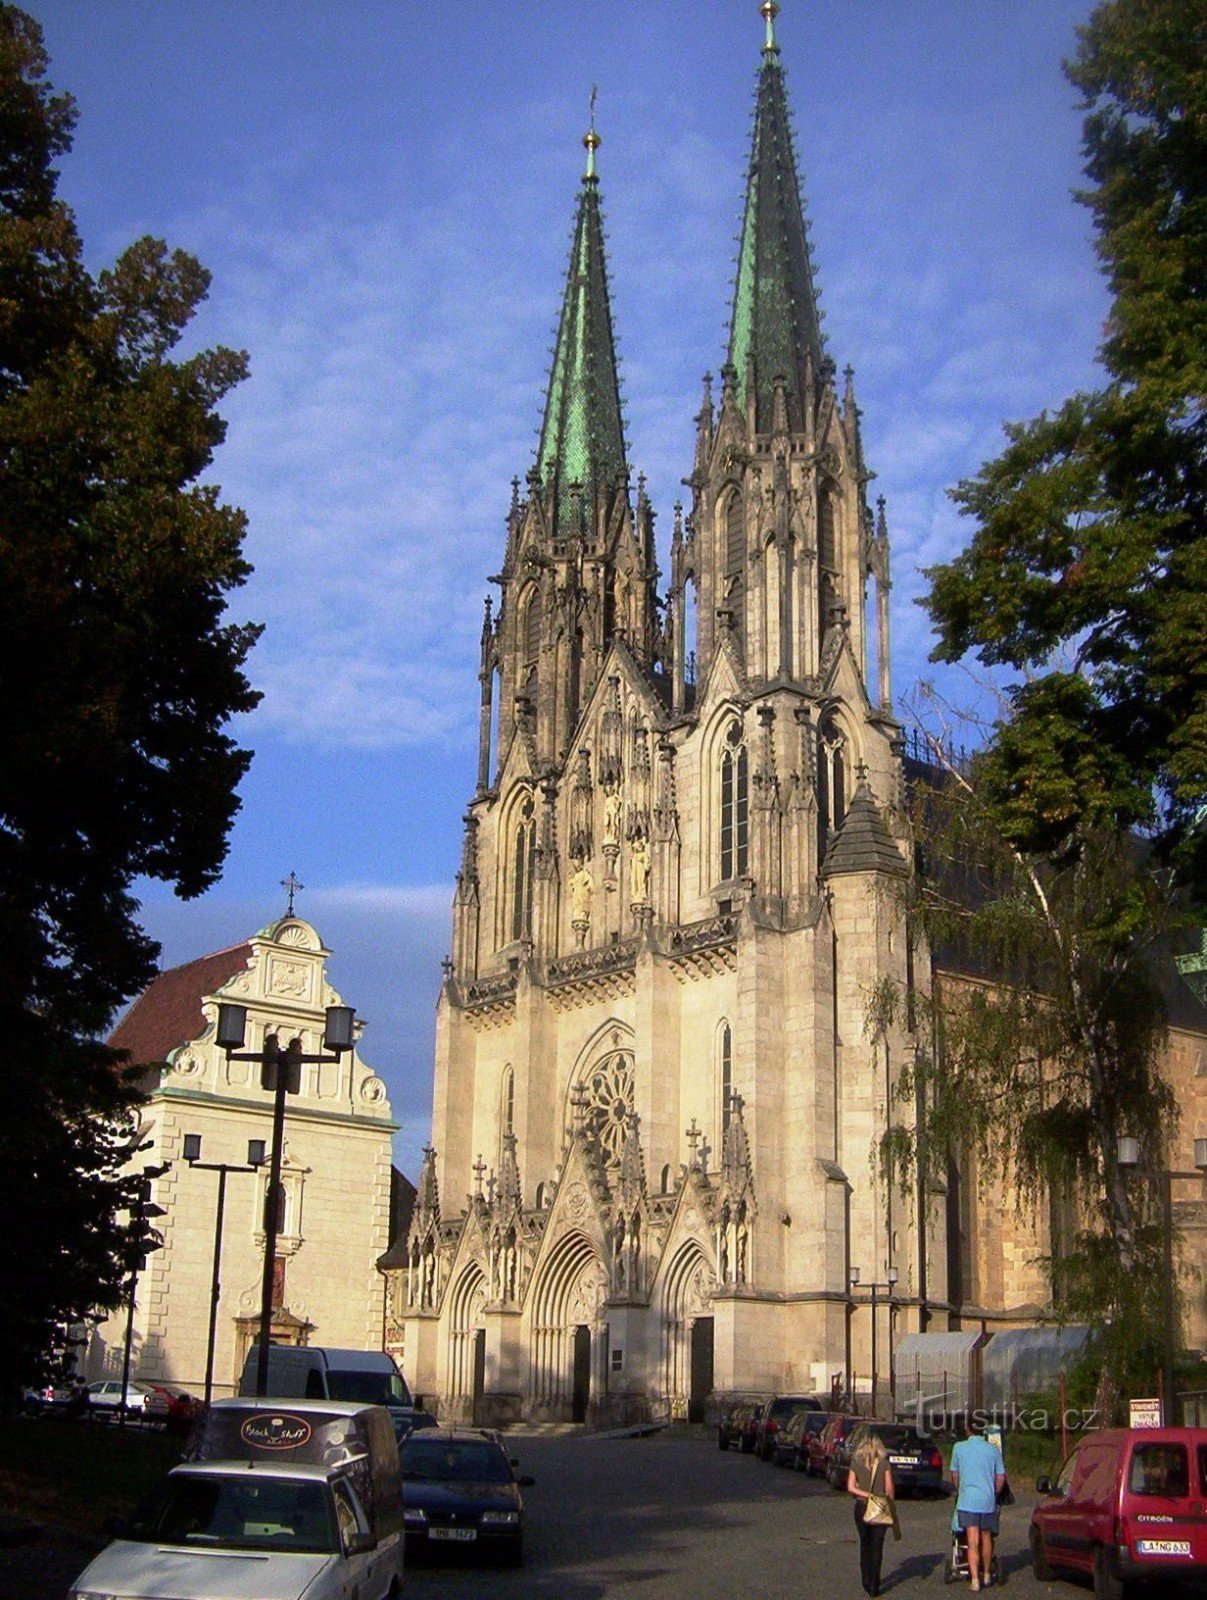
863, 1494, 895, 1525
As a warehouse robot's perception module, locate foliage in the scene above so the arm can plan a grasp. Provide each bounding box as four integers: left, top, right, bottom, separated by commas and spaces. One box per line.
921, 0, 1207, 891
0, 7, 260, 1387
887, 747, 1178, 1276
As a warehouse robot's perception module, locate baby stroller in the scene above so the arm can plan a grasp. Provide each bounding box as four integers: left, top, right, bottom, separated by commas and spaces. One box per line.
943, 1504, 1003, 1586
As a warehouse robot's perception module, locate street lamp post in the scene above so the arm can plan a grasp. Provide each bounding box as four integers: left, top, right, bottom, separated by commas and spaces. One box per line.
850, 1266, 899, 1418
216, 1001, 357, 1398
1117, 1135, 1207, 1425
182, 1134, 266, 1406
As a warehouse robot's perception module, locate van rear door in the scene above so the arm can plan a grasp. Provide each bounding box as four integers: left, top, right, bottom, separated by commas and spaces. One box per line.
1121, 1436, 1207, 1569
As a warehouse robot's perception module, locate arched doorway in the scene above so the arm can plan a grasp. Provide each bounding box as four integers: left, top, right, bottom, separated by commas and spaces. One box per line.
661, 1243, 713, 1420
527, 1230, 606, 1421
446, 1264, 486, 1423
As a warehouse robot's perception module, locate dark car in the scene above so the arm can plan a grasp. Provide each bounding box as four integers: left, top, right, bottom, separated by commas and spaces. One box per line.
773, 1407, 830, 1469
739, 1402, 767, 1454
719, 1398, 766, 1451
401, 1427, 533, 1565
809, 1413, 864, 1483
756, 1394, 824, 1461
848, 1421, 944, 1496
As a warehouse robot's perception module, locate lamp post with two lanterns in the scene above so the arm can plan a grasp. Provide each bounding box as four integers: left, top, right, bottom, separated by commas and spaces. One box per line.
215, 1000, 357, 1398
1116, 1134, 1207, 1425
182, 1134, 266, 1407
849, 1264, 899, 1417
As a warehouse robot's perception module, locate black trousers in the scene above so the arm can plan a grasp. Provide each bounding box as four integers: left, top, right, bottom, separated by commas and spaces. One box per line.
853, 1498, 888, 1595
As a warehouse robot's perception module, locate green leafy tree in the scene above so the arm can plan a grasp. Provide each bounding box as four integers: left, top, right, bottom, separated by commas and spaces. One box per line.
923, 0, 1207, 883
907, 0, 1206, 1392
0, 7, 260, 1388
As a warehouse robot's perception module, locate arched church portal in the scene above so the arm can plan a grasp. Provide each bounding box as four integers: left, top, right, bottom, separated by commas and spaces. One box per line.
661, 1242, 714, 1421
527, 1230, 607, 1422
445, 1263, 487, 1423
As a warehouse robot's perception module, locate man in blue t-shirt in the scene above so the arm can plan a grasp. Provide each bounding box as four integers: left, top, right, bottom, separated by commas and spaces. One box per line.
951, 1419, 1006, 1591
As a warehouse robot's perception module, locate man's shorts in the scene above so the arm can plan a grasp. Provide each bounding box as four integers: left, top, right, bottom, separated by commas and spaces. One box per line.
957, 1509, 1000, 1535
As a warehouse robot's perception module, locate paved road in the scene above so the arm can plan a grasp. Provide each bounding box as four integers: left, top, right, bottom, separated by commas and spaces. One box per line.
15, 1428, 1207, 1599
405, 1431, 1043, 1600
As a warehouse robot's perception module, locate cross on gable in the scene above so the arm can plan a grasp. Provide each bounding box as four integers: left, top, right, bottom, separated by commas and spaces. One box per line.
280, 871, 304, 916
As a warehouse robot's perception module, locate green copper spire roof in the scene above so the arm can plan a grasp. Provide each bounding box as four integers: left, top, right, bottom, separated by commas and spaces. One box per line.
727, 3, 825, 432
535, 112, 628, 535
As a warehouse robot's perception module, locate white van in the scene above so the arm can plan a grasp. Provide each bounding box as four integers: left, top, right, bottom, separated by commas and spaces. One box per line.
67, 1399, 403, 1600
239, 1344, 420, 1438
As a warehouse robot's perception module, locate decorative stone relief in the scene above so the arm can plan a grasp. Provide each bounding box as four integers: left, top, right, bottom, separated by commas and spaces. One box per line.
268, 957, 311, 1000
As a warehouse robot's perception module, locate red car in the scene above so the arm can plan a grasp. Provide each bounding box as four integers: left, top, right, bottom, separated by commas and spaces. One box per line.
144, 1383, 204, 1435
1031, 1426, 1207, 1594
808, 1413, 864, 1484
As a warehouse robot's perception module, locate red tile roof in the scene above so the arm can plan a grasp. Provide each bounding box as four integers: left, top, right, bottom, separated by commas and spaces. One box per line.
109, 944, 253, 1067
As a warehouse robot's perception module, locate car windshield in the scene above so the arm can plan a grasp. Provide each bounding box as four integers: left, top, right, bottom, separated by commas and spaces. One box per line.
325, 1369, 410, 1405
402, 1439, 512, 1484
124, 1474, 338, 1554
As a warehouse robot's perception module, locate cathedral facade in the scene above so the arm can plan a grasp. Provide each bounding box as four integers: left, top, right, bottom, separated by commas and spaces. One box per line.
401, 3, 940, 1425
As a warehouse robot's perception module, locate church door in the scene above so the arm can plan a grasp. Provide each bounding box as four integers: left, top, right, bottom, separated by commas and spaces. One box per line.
571, 1325, 591, 1423
471, 1327, 486, 1425
689, 1317, 714, 1424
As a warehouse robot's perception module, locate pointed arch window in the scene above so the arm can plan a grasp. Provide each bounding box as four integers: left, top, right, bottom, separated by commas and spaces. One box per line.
720, 721, 749, 881
719, 1023, 733, 1140
817, 720, 847, 861
500, 1065, 515, 1161
818, 489, 839, 646
520, 587, 540, 701
725, 490, 744, 578
511, 798, 536, 942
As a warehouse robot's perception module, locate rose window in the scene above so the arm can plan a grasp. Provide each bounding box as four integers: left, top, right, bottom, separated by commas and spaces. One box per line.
582, 1051, 635, 1166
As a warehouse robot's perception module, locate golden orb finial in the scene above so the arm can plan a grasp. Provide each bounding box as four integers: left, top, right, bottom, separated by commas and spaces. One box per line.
583, 83, 600, 178
761, 0, 780, 52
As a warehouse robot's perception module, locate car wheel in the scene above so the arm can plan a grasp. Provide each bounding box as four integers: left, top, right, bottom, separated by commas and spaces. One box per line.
719, 1437, 729, 1451
1093, 1545, 1125, 1600
502, 1539, 524, 1568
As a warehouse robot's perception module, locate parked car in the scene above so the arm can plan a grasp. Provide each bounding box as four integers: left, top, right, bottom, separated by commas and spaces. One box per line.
808, 1413, 865, 1484
756, 1394, 823, 1461
87, 1380, 152, 1412
739, 1402, 767, 1454
773, 1407, 831, 1469
401, 1427, 533, 1566
144, 1384, 204, 1434
1031, 1426, 1207, 1595
68, 1399, 403, 1600
719, 1398, 765, 1451
844, 1421, 944, 1496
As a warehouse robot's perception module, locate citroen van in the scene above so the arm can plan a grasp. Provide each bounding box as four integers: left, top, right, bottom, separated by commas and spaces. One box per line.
67, 1399, 403, 1600
1031, 1426, 1207, 1595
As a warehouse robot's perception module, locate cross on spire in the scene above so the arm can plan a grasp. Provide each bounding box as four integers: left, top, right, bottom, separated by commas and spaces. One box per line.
280, 871, 304, 916
472, 1154, 487, 1195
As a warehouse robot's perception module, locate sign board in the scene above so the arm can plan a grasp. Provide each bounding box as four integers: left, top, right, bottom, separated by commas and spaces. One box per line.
1130, 1397, 1163, 1429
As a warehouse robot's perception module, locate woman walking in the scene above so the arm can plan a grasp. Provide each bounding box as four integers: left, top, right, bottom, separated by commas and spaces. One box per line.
846, 1426, 898, 1597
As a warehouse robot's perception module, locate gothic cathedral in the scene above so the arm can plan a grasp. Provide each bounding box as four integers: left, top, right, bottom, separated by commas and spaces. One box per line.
402, 2, 937, 1425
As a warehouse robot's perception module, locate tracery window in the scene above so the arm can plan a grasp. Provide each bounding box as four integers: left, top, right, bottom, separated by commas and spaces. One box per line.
719, 721, 749, 881
511, 799, 535, 942
521, 587, 540, 689
581, 1049, 635, 1168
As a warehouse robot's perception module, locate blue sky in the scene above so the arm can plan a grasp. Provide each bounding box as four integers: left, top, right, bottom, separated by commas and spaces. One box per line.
32, 0, 1108, 1182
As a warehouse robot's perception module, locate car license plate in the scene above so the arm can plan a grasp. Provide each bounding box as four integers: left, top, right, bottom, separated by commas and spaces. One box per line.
430, 1527, 477, 1542
1136, 1539, 1191, 1556
889, 1456, 915, 1465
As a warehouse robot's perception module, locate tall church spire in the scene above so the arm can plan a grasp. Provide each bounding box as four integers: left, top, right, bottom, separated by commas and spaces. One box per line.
727, 1, 824, 434
536, 107, 629, 537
